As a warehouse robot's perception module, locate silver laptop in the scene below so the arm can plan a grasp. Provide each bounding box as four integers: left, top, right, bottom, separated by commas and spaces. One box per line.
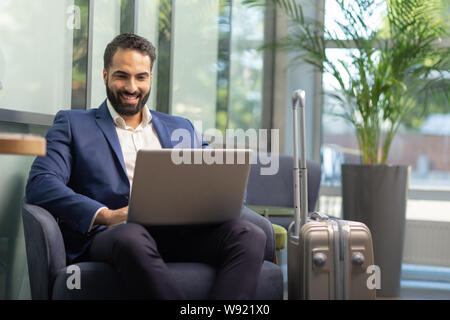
127, 149, 252, 225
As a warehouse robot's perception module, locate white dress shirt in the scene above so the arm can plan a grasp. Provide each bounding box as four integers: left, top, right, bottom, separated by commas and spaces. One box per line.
89, 100, 162, 231
106, 99, 162, 186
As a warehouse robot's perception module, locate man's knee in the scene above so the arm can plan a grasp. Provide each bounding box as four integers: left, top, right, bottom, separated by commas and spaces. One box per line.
227, 220, 267, 255
111, 223, 158, 256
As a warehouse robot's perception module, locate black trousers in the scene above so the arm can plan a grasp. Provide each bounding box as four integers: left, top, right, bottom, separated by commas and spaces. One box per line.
87, 218, 267, 299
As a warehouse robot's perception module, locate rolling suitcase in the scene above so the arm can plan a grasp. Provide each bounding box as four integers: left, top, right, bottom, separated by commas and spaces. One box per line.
287, 90, 376, 300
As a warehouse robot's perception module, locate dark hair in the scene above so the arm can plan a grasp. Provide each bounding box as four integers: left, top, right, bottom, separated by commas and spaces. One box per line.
104, 33, 157, 71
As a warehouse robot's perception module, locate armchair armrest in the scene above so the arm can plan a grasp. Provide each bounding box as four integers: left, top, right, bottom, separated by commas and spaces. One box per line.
241, 206, 275, 262
22, 201, 67, 299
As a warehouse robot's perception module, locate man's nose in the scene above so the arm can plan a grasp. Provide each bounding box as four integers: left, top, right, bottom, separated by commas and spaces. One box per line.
125, 78, 138, 93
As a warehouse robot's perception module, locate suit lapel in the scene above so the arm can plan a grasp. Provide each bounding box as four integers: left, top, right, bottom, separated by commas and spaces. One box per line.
94, 103, 175, 184
95, 101, 128, 182
150, 111, 173, 148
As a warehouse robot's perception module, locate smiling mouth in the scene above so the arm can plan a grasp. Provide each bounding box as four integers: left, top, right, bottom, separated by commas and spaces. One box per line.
120, 93, 140, 104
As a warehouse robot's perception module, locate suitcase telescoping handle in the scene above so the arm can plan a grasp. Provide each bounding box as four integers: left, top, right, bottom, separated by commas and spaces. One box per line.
292, 89, 308, 238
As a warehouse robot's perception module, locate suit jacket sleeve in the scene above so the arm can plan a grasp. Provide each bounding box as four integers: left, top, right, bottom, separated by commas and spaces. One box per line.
26, 110, 106, 235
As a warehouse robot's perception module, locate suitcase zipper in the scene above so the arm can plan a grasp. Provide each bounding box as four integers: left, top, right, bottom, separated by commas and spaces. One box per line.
331, 220, 341, 299
339, 220, 349, 300
330, 218, 349, 300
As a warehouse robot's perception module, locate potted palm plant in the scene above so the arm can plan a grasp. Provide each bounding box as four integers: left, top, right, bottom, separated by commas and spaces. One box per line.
243, 0, 449, 296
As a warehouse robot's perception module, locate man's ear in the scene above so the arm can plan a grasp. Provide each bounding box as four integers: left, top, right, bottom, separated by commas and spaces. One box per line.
103, 68, 108, 85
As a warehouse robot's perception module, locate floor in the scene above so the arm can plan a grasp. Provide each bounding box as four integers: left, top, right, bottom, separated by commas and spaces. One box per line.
278, 248, 450, 300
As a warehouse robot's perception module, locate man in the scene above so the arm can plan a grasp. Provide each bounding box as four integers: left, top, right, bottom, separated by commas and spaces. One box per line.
26, 34, 266, 299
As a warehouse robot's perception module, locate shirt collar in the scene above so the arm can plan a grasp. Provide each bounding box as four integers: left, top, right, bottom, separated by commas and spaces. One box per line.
106, 99, 152, 130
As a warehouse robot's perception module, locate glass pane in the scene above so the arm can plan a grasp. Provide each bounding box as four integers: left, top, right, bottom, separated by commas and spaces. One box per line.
215, 0, 232, 133
89, 0, 122, 108
227, 0, 264, 130
120, 0, 135, 34
136, 0, 160, 110
391, 120, 450, 190
171, 0, 219, 131
0, 0, 74, 114
169, 0, 265, 134
156, 0, 172, 114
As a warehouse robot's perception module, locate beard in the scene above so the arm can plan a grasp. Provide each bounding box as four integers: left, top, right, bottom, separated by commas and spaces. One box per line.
106, 80, 150, 117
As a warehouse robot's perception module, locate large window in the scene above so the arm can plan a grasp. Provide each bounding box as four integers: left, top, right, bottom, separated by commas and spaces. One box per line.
0, 0, 267, 135
319, 0, 450, 267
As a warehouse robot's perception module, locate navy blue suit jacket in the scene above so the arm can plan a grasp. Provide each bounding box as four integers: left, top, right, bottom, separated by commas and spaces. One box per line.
26, 101, 208, 262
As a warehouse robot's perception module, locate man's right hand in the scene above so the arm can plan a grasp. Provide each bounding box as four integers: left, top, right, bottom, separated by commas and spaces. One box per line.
95, 206, 128, 226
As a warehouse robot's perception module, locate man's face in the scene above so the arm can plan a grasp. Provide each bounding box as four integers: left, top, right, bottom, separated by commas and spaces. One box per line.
103, 48, 153, 116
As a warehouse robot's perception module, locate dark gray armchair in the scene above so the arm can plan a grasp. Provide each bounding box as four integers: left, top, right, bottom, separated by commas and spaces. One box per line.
22, 202, 283, 300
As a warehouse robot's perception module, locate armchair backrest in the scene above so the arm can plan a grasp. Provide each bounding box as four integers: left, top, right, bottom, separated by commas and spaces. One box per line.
22, 201, 66, 300
247, 154, 321, 210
